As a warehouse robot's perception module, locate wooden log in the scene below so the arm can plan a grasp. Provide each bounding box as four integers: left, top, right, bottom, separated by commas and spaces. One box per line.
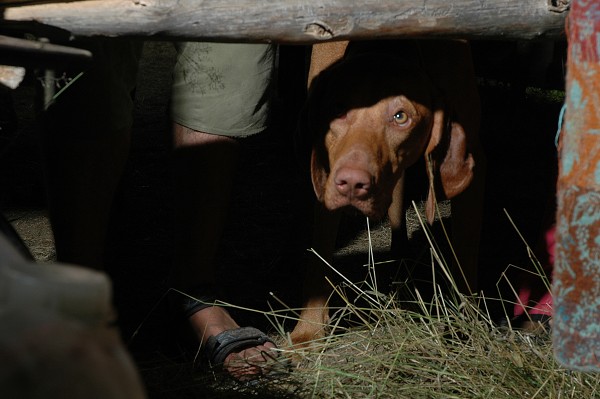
0, 34, 92, 68
1, 0, 568, 43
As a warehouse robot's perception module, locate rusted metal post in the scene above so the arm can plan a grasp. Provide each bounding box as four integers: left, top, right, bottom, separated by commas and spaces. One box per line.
554, 0, 600, 371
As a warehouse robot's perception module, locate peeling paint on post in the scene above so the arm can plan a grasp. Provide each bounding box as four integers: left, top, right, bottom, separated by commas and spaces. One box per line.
554, 0, 600, 371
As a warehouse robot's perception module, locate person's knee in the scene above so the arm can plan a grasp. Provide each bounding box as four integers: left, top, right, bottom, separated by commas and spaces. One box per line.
172, 122, 239, 149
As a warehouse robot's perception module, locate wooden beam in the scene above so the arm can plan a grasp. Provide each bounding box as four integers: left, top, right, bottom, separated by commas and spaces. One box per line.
0, 34, 92, 68
1, 0, 568, 43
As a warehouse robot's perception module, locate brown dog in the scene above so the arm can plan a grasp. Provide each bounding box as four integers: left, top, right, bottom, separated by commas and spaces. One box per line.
289, 40, 484, 346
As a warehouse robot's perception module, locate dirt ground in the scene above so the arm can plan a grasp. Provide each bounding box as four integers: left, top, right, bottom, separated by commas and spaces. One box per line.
0, 40, 563, 396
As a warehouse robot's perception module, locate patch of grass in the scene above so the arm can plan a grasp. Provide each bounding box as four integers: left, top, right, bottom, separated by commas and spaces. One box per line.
138, 203, 599, 398
263, 204, 598, 398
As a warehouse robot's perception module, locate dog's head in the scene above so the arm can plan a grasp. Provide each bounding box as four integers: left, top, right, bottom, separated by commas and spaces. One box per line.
299, 52, 475, 223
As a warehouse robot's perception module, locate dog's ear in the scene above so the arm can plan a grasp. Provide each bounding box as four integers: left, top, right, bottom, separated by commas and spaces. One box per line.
310, 147, 328, 200
297, 68, 335, 200
424, 107, 475, 224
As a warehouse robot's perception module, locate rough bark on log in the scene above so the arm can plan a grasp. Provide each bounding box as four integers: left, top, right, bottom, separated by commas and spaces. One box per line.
0, 34, 92, 68
1, 0, 568, 42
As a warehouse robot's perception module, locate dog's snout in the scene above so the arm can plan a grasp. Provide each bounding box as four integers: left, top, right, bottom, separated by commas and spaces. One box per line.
334, 168, 372, 199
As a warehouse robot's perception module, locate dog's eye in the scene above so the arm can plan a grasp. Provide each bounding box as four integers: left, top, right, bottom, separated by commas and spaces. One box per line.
393, 111, 410, 126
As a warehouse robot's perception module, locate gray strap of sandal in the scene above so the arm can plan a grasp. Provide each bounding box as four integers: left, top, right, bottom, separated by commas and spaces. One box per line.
205, 327, 276, 366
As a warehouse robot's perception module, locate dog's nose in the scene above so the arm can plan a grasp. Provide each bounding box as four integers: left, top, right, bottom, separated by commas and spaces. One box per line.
334, 168, 372, 199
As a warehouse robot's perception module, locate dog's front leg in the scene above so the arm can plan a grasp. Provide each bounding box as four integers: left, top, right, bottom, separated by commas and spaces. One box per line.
290, 41, 347, 348
290, 203, 340, 347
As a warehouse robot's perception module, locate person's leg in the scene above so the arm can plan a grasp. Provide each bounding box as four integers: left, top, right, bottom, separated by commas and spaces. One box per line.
42, 125, 131, 269
169, 42, 277, 378
171, 124, 277, 378
41, 39, 141, 269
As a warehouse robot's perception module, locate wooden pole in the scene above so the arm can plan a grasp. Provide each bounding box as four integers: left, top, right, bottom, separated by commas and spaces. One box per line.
553, 0, 600, 372
0, 34, 92, 68
2, 0, 568, 42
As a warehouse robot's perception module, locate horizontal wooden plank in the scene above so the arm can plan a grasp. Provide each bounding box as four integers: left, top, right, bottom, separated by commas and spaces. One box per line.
0, 0, 90, 5
1, 0, 568, 42
0, 34, 92, 68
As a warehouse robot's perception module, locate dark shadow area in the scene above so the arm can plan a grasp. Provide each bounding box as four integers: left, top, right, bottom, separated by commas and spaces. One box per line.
0, 39, 565, 397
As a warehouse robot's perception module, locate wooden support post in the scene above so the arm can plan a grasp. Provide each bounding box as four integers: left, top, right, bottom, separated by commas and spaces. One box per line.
553, 0, 600, 371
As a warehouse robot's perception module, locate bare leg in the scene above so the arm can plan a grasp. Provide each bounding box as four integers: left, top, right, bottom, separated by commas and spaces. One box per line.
170, 122, 275, 379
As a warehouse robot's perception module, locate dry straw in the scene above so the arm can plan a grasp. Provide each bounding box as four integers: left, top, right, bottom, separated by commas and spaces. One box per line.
139, 203, 600, 398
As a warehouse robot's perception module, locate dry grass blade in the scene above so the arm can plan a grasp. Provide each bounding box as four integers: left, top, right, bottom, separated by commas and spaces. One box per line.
278, 209, 600, 398
134, 208, 600, 398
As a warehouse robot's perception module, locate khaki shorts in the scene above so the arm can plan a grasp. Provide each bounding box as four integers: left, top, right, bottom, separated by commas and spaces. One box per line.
170, 42, 276, 137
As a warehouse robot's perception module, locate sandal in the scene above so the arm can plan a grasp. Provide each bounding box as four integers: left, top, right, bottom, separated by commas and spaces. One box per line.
174, 286, 290, 377
205, 326, 291, 380
205, 326, 276, 366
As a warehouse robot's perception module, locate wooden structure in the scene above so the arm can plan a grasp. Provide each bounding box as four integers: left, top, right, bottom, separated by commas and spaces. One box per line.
2, 0, 568, 42
554, 0, 600, 371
